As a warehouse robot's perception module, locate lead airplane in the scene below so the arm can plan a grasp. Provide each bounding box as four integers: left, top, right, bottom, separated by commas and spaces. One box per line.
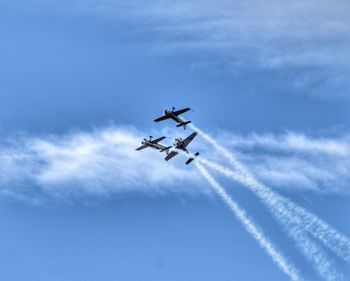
154, 107, 192, 129
165, 132, 200, 165
136, 136, 172, 154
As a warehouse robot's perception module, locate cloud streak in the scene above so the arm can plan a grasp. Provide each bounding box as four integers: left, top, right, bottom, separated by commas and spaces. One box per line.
18, 0, 350, 98
1, 125, 349, 203
225, 131, 350, 156
200, 128, 350, 194
0, 126, 203, 202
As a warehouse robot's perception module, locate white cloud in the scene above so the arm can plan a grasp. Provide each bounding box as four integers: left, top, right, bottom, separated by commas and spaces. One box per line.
27, 0, 350, 67
23, 0, 350, 98
224, 131, 350, 156
216, 131, 350, 193
1, 126, 349, 202
109, 1, 350, 64
0, 126, 204, 203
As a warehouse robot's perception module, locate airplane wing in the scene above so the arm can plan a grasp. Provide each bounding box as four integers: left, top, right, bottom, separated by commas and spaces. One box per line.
173, 108, 190, 116
135, 144, 148, 151
164, 151, 178, 161
151, 136, 166, 143
154, 114, 171, 122
182, 132, 198, 148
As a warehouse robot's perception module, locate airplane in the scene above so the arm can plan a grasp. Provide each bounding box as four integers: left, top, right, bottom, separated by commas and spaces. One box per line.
154, 107, 192, 129
165, 132, 200, 165
135, 136, 172, 154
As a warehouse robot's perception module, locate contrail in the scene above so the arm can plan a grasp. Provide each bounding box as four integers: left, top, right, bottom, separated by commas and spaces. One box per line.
194, 162, 303, 281
191, 124, 350, 263
198, 158, 344, 281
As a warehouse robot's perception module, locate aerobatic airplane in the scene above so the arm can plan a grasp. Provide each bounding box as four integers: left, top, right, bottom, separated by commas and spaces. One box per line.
165, 132, 200, 165
135, 136, 172, 154
154, 107, 192, 129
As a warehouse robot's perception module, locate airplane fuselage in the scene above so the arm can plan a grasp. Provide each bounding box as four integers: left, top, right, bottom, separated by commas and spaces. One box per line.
164, 110, 184, 124
174, 139, 188, 153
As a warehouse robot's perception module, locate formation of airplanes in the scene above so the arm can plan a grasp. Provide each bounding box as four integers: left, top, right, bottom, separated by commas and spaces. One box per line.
136, 107, 200, 165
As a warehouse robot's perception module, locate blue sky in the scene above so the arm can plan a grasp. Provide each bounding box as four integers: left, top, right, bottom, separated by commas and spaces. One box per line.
0, 1, 349, 280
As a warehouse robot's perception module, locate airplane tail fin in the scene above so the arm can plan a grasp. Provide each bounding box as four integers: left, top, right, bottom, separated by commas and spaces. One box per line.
177, 121, 192, 129
186, 152, 200, 165
160, 146, 172, 154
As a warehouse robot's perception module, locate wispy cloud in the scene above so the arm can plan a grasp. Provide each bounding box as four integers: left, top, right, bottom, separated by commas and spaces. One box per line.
0, 126, 204, 203
20, 0, 350, 98
1, 126, 349, 202
225, 132, 350, 156
84, 1, 350, 65
213, 131, 350, 194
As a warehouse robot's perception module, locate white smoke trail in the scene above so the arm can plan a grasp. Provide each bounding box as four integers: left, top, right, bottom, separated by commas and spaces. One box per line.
288, 224, 344, 281
191, 124, 350, 263
194, 162, 303, 281
198, 158, 344, 281
190, 124, 250, 177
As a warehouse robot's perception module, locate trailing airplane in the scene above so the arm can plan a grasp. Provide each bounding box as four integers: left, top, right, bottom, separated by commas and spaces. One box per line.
165, 132, 200, 165
154, 107, 192, 129
135, 136, 172, 154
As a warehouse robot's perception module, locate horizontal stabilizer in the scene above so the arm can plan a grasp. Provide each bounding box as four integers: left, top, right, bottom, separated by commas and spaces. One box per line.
176, 121, 192, 129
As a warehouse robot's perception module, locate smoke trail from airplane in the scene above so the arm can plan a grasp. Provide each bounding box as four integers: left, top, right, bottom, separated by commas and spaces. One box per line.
189, 124, 249, 177
191, 124, 350, 263
194, 162, 303, 281
197, 158, 344, 281
288, 224, 344, 281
